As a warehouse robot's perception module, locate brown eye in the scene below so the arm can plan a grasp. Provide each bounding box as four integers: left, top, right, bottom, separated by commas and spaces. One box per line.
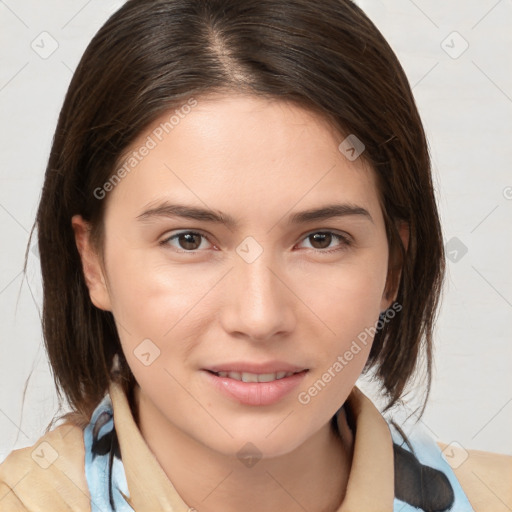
298, 231, 351, 254
309, 232, 333, 249
162, 231, 211, 252
177, 232, 202, 250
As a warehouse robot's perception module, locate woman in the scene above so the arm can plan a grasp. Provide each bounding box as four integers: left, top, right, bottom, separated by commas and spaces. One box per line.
0, 0, 510, 510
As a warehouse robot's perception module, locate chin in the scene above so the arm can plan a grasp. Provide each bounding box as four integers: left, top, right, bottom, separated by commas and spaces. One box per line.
198, 422, 312, 461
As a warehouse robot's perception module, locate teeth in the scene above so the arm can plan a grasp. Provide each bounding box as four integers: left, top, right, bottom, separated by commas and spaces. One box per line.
215, 371, 297, 382
242, 372, 260, 383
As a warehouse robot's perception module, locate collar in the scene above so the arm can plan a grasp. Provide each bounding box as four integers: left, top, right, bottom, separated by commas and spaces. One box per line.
108, 380, 394, 511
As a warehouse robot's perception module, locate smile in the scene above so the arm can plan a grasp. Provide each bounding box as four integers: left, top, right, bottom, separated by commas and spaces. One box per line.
203, 369, 309, 406
209, 370, 301, 382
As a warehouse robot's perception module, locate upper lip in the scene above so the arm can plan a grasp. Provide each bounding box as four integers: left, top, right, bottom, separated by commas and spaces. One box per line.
204, 361, 308, 374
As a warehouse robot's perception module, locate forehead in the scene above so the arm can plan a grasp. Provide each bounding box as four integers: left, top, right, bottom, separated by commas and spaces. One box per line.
105, 94, 382, 224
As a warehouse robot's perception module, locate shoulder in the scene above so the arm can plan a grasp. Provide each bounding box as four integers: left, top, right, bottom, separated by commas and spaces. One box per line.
437, 441, 512, 512
0, 422, 91, 511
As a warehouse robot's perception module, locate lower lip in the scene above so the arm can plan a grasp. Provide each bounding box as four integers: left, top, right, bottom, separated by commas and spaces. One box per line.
202, 370, 308, 406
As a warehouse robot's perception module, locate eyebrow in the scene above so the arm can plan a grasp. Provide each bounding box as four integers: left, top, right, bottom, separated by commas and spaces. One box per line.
136, 201, 373, 227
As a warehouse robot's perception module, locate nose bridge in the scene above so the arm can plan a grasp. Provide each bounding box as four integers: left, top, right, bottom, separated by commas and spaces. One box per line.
224, 235, 293, 339
238, 249, 277, 304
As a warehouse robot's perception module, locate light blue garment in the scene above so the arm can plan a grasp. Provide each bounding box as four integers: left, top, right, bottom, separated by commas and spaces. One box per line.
84, 391, 475, 511
83, 393, 133, 511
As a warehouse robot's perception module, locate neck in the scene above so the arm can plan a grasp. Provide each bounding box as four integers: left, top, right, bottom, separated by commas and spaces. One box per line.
133, 385, 353, 512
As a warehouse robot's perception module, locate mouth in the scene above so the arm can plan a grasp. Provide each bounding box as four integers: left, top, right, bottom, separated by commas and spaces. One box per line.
205, 369, 307, 382
202, 367, 309, 406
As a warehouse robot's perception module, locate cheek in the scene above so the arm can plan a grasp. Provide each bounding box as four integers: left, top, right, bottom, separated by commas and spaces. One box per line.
295, 251, 388, 377
106, 241, 205, 311
295, 263, 387, 411
299, 251, 388, 327
103, 247, 208, 352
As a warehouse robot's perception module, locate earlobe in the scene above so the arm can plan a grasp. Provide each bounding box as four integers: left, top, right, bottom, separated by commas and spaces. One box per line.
71, 215, 112, 311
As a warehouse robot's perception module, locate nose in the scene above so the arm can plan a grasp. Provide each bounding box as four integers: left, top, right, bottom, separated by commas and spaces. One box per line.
219, 244, 296, 343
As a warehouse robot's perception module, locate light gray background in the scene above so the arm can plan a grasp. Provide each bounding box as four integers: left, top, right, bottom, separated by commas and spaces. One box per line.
0, 0, 511, 463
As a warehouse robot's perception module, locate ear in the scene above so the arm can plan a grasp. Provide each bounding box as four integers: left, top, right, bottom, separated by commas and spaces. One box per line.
380, 220, 409, 311
71, 215, 112, 311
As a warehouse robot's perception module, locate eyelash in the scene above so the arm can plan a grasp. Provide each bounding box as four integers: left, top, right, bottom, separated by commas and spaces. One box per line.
159, 230, 352, 255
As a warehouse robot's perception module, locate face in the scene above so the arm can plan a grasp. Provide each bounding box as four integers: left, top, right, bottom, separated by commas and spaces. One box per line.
73, 93, 399, 459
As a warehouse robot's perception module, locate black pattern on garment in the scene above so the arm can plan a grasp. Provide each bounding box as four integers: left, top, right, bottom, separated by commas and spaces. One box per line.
332, 407, 455, 512
91, 411, 122, 510
391, 420, 455, 512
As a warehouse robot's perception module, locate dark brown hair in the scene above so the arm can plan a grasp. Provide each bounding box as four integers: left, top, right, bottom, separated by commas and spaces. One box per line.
24, 0, 444, 432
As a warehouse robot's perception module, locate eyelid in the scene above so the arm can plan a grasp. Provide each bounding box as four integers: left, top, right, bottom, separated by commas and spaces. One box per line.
299, 229, 353, 244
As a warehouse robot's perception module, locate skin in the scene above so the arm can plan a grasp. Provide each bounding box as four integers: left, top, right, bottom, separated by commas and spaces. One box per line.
72, 93, 407, 512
